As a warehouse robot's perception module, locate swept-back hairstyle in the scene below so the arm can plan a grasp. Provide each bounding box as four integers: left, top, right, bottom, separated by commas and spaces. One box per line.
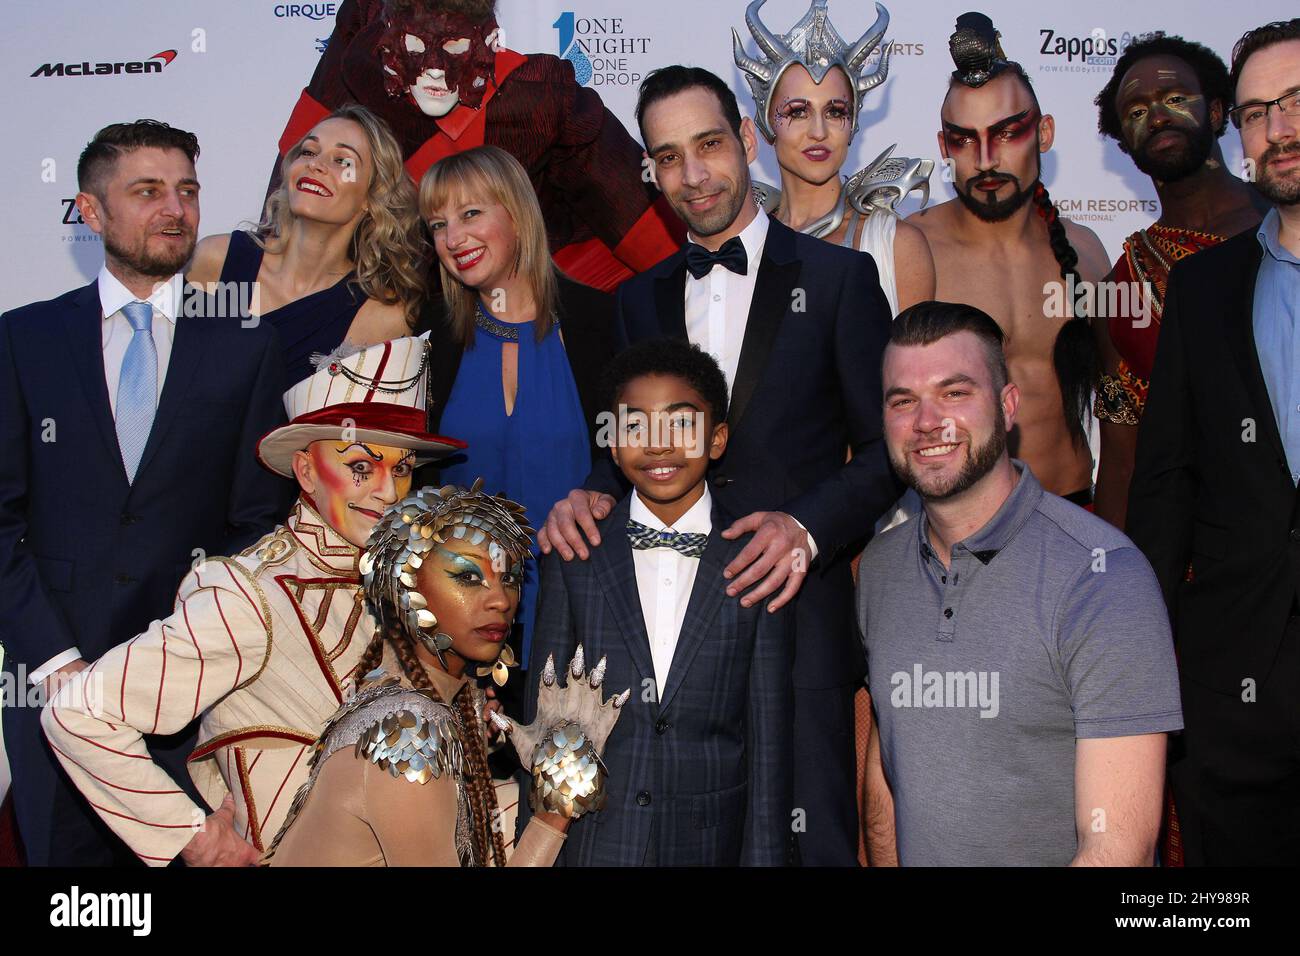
418, 145, 558, 346
890, 300, 1009, 393
78, 119, 200, 202
256, 104, 427, 327
1230, 18, 1300, 97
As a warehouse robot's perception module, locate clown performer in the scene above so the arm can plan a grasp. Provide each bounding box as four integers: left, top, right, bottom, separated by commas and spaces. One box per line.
264, 483, 628, 866
42, 335, 464, 866
272, 0, 684, 292
732, 0, 935, 315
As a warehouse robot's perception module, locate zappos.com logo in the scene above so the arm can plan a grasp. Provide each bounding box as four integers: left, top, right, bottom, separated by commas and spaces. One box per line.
1037, 28, 1137, 72
554, 12, 651, 88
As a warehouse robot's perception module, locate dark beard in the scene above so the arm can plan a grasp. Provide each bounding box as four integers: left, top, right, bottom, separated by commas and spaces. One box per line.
956, 173, 1035, 222
894, 422, 1007, 502
1253, 142, 1300, 206
1131, 122, 1215, 183
103, 232, 192, 278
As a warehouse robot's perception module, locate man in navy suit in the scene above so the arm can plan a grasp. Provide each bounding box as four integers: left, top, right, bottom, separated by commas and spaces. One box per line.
539, 67, 899, 864
526, 339, 793, 865
0, 120, 290, 865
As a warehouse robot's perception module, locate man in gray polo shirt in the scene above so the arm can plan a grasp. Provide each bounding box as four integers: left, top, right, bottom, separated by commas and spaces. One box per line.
859, 301, 1182, 866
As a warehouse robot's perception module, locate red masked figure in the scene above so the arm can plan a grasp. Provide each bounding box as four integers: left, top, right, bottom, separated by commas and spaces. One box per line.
274, 0, 683, 291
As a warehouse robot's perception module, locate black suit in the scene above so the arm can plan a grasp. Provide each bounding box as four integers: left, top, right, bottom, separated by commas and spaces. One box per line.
1127, 228, 1300, 865
524, 495, 794, 865
588, 214, 899, 864
0, 281, 292, 865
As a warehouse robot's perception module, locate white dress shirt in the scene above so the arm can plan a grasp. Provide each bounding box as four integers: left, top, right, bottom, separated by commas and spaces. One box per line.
630, 486, 713, 699
681, 206, 818, 559
28, 268, 183, 686
98, 265, 181, 417
684, 206, 769, 396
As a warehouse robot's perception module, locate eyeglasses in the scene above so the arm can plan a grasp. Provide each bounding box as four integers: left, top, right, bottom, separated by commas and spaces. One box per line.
1229, 89, 1300, 130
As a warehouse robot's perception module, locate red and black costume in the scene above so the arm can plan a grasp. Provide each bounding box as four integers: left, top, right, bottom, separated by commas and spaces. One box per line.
273, 0, 683, 291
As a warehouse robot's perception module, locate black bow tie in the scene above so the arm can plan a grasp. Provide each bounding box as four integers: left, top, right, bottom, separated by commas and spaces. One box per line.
685, 237, 748, 280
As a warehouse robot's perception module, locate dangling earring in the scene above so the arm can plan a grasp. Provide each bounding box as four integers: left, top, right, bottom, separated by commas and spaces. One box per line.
476, 642, 518, 687
417, 629, 454, 670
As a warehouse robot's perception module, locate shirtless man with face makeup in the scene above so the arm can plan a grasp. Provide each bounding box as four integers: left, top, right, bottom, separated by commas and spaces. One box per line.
909, 14, 1111, 502
1090, 35, 1268, 529
43, 336, 465, 866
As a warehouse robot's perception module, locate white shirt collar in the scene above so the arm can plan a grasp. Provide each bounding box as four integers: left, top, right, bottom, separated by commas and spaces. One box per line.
630, 484, 713, 534
97, 265, 184, 323
686, 204, 769, 269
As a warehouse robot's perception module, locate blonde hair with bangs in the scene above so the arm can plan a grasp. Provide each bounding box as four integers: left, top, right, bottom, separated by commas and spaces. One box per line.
418, 145, 558, 347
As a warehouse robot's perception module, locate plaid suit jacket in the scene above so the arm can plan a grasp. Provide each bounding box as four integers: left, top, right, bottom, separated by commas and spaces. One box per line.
523, 494, 794, 866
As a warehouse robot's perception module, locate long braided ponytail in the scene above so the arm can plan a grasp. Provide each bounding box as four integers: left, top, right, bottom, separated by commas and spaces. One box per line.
1032, 181, 1099, 448
386, 629, 508, 868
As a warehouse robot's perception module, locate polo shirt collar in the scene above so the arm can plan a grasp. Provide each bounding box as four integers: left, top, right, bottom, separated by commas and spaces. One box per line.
916, 460, 1042, 565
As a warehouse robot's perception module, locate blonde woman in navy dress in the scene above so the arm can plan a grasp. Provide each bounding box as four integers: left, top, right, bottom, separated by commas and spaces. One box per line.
188, 104, 427, 389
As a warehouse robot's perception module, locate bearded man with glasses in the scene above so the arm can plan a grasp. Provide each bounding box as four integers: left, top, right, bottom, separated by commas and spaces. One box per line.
1127, 18, 1300, 866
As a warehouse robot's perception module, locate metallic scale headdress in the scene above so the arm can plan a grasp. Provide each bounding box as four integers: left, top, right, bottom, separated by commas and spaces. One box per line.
360, 480, 534, 683
949, 12, 1011, 88
732, 0, 891, 141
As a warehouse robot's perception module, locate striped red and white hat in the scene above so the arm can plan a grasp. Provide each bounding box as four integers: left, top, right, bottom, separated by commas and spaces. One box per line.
256, 333, 465, 478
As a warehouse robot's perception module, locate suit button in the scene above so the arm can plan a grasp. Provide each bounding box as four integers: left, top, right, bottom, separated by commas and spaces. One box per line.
114, 573, 135, 585
714, 474, 731, 488
636, 790, 652, 806
119, 512, 137, 526
655, 718, 669, 735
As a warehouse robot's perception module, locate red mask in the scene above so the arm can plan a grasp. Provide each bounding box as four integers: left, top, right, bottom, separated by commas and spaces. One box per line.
375, 6, 498, 112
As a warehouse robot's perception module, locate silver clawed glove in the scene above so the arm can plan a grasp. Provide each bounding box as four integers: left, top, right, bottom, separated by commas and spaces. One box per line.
488, 645, 629, 819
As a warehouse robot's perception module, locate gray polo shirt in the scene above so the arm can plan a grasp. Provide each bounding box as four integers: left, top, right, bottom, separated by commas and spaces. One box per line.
857, 461, 1182, 866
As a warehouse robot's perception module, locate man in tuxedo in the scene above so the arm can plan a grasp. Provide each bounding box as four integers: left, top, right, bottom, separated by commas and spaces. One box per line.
0, 120, 290, 865
539, 66, 898, 864
1126, 19, 1300, 865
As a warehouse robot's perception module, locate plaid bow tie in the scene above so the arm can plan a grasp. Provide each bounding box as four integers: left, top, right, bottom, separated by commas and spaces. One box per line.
627, 519, 708, 558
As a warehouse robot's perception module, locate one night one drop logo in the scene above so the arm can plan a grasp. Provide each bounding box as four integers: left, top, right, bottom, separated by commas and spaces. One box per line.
554, 12, 592, 86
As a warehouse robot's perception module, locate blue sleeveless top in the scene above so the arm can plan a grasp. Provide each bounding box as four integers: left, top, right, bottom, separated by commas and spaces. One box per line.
438, 304, 591, 667
217, 230, 367, 389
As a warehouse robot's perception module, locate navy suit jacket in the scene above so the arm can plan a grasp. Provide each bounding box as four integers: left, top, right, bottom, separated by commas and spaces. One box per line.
523, 494, 794, 866
0, 280, 292, 853
589, 215, 899, 688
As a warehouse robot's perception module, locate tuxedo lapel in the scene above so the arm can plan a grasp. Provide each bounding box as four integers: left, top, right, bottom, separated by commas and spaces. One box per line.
654, 256, 689, 341
133, 285, 204, 482
591, 497, 656, 692
729, 219, 800, 433
657, 513, 736, 714
64, 283, 129, 487
1221, 241, 1287, 466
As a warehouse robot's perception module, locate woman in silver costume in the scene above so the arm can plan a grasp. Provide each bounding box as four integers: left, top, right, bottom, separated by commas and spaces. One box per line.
264, 481, 626, 866
732, 0, 935, 314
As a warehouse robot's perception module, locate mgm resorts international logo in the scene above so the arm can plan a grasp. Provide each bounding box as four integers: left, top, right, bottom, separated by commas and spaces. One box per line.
554, 11, 651, 88
1052, 195, 1158, 224
32, 49, 176, 78
1038, 28, 1137, 73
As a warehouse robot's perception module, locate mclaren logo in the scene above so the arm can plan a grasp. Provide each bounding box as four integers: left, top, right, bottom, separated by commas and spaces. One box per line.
31, 50, 177, 77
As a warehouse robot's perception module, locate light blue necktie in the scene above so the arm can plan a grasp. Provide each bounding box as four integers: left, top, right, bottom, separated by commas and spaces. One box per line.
116, 300, 158, 482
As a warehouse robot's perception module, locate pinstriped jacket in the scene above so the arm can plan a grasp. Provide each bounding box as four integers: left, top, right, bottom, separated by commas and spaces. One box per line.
42, 498, 372, 864
523, 494, 795, 866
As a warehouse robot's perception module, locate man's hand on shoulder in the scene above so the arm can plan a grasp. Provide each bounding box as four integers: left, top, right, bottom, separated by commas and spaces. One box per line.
181, 794, 259, 867
41, 658, 89, 701
538, 489, 616, 560
721, 511, 810, 612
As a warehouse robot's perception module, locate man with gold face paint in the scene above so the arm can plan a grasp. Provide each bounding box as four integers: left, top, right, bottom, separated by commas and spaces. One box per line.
42, 335, 465, 866
1091, 34, 1269, 530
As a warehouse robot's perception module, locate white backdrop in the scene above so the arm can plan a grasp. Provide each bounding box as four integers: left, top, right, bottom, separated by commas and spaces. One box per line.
2, 0, 1295, 314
